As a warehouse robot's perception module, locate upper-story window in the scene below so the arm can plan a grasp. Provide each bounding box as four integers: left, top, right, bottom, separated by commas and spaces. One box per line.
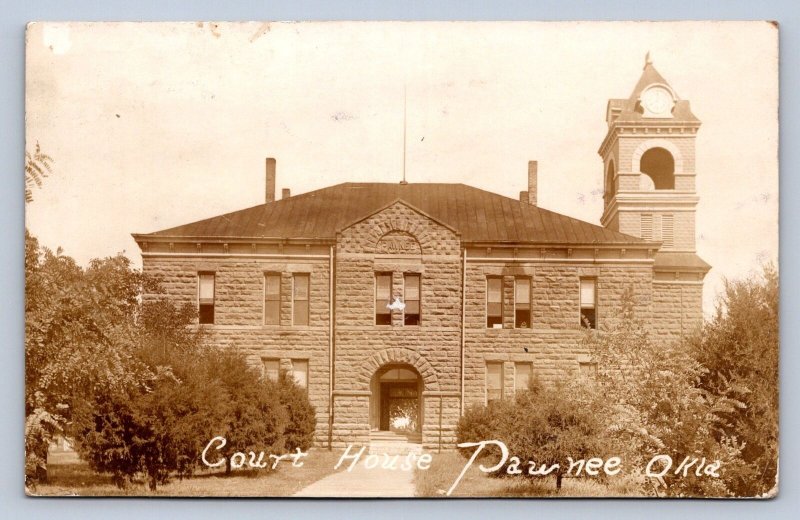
293, 274, 310, 326
264, 273, 281, 325
514, 277, 531, 328
661, 214, 674, 248
404, 273, 420, 326
486, 277, 503, 328
580, 278, 597, 329
375, 272, 392, 325
198, 272, 215, 324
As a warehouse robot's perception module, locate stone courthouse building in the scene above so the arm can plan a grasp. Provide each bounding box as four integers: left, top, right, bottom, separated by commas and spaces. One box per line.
133, 59, 710, 450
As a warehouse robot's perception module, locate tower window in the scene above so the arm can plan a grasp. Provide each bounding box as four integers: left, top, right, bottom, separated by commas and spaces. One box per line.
639, 147, 675, 190
580, 278, 597, 329
661, 214, 674, 248
641, 214, 654, 240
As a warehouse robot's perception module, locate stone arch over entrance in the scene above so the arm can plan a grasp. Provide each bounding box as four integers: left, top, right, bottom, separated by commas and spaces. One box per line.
357, 347, 440, 391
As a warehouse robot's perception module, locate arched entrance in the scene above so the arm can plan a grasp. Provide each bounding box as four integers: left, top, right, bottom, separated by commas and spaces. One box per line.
369, 364, 423, 434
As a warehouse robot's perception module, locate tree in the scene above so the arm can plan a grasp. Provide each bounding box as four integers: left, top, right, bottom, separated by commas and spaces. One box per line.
25, 141, 54, 203
25, 232, 155, 486
691, 264, 779, 496
582, 286, 746, 497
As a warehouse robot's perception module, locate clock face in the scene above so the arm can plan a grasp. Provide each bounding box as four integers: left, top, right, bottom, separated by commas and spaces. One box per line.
642, 86, 673, 116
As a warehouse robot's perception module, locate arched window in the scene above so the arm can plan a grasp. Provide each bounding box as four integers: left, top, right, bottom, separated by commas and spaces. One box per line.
605, 160, 617, 203
639, 147, 675, 190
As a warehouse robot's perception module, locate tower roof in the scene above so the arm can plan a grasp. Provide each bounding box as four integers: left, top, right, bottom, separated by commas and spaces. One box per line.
606, 55, 700, 124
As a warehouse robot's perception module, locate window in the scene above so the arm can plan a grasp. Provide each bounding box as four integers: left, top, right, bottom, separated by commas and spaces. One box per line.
486, 277, 503, 328
198, 272, 215, 324
291, 359, 308, 389
515, 277, 531, 328
641, 214, 653, 240
375, 272, 392, 325
579, 362, 598, 379
263, 358, 280, 382
515, 363, 532, 392
404, 273, 420, 326
661, 214, 674, 248
293, 274, 309, 326
486, 362, 504, 403
580, 278, 597, 329
264, 273, 281, 325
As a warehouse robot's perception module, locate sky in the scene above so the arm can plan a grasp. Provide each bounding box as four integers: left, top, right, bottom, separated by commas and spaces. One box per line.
24, 21, 779, 315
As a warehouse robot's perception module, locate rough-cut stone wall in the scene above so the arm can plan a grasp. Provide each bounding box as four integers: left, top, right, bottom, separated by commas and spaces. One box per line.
333, 201, 463, 448
651, 281, 704, 343
141, 256, 332, 444
462, 262, 654, 409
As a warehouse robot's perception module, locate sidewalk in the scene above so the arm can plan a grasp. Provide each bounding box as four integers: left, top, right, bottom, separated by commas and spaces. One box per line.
293, 459, 415, 497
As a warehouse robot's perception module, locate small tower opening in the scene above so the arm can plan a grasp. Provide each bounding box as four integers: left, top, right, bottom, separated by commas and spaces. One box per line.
604, 160, 616, 205
639, 147, 675, 190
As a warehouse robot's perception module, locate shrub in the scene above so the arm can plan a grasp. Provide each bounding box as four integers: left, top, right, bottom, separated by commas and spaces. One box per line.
276, 373, 317, 452
456, 378, 605, 490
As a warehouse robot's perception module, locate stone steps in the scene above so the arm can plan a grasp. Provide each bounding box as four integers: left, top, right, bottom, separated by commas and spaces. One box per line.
368, 431, 423, 455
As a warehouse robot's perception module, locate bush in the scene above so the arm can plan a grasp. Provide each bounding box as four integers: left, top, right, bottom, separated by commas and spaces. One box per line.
456, 378, 605, 490
276, 373, 317, 452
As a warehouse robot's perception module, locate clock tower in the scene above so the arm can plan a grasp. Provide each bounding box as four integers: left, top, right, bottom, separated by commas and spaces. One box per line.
598, 54, 710, 338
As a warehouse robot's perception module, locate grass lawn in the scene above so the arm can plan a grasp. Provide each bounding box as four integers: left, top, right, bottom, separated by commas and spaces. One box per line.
414, 451, 641, 498
31, 449, 346, 497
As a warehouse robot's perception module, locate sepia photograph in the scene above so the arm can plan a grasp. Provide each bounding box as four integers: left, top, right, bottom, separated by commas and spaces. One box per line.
24, 21, 778, 498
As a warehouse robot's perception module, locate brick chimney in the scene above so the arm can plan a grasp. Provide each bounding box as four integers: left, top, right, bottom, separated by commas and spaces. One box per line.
519, 191, 528, 202
527, 160, 538, 205
265, 158, 276, 203
282, 188, 291, 199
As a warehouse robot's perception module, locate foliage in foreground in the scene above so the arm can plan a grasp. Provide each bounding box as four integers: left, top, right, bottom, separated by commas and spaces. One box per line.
25, 231, 316, 490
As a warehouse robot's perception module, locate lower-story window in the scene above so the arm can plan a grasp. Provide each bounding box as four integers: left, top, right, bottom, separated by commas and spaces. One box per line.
263, 358, 280, 382
486, 362, 504, 403
514, 362, 532, 392
579, 361, 598, 379
291, 359, 308, 389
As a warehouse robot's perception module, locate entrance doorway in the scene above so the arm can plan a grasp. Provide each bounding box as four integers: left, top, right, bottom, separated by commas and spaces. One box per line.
370, 365, 422, 434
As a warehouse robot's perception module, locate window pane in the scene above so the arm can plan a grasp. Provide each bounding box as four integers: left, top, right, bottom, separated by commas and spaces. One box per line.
515, 363, 531, 390
580, 279, 596, 308
199, 273, 215, 302
515, 278, 530, 304
294, 274, 309, 300
487, 278, 502, 303
404, 274, 420, 300
294, 300, 309, 326
486, 362, 503, 402
405, 300, 420, 314
581, 308, 596, 329
292, 359, 308, 388
376, 274, 391, 300
265, 300, 280, 325
265, 274, 281, 298
515, 309, 530, 329
199, 304, 214, 324
263, 359, 279, 381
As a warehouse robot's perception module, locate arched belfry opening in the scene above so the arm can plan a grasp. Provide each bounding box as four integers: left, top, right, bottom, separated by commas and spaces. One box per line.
639, 147, 675, 190
369, 364, 423, 434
